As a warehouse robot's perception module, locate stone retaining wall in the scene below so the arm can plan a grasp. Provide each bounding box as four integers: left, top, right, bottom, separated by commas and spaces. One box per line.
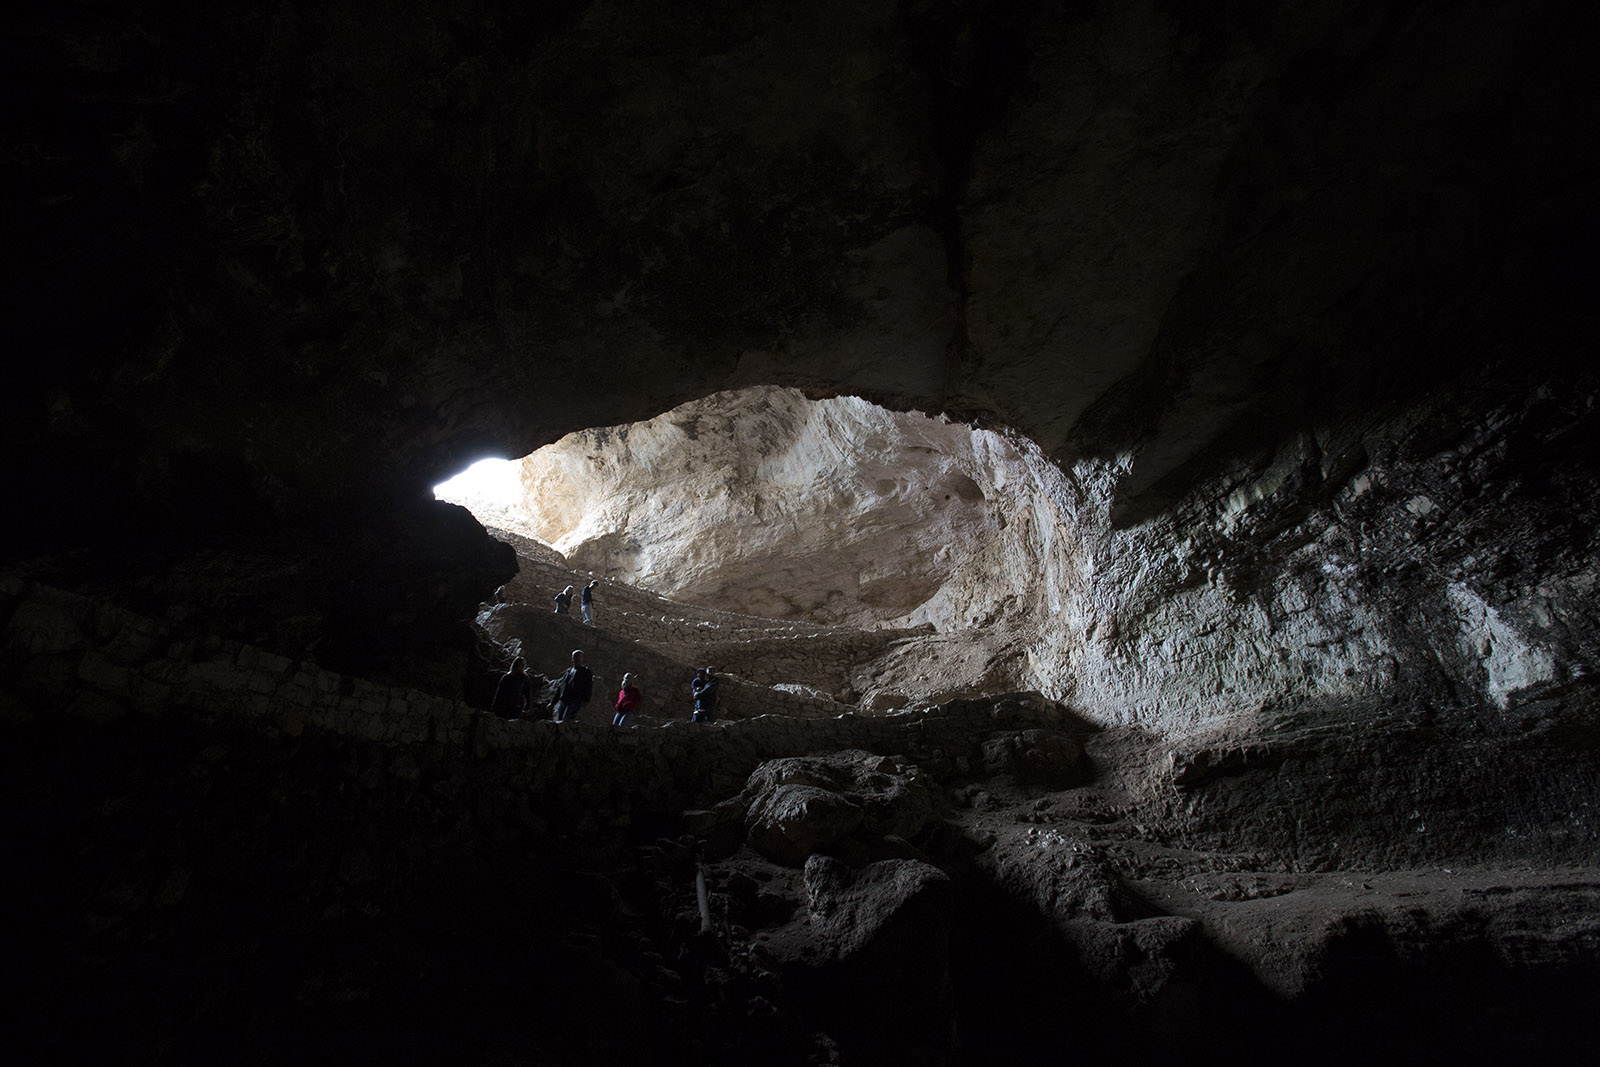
477, 604, 852, 721
493, 550, 931, 696
501, 552, 875, 640
2, 576, 1072, 827
684, 630, 901, 695
483, 526, 569, 569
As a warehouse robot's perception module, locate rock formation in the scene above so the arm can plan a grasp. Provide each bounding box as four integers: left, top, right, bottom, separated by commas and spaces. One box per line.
4, 0, 1599, 1063
493, 386, 1025, 629
472, 374, 1600, 735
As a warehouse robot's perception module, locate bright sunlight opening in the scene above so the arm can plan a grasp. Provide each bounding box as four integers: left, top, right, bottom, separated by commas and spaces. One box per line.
434, 458, 524, 520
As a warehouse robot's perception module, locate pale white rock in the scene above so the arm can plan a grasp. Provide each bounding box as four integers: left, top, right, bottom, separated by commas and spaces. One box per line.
506, 386, 1043, 631
452, 384, 1590, 739
1447, 583, 1558, 709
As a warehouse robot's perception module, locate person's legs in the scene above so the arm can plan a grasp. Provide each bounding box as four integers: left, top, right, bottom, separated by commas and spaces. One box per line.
581, 603, 593, 624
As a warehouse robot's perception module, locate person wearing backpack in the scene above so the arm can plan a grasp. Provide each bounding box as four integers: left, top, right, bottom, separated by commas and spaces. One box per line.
691, 666, 719, 723
552, 649, 594, 723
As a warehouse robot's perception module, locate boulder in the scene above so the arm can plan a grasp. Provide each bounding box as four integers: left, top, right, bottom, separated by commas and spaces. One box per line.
746, 785, 865, 867
980, 729, 1092, 790
763, 855, 956, 1065
739, 750, 941, 865
797, 854, 950, 958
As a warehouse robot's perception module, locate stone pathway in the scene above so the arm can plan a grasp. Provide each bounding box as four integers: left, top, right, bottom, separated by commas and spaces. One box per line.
481, 530, 925, 722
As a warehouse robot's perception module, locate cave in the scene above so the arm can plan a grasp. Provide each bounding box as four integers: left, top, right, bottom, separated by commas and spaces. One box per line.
444, 386, 1045, 633
5, 2, 1599, 1064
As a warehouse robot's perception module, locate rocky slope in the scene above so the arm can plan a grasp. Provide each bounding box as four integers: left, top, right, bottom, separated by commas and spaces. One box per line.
6, 570, 1593, 1064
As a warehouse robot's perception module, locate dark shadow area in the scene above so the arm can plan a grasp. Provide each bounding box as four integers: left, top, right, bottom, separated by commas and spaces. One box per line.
3, 703, 1597, 1065
0, 712, 826, 1066
945, 848, 1600, 1067
947, 873, 1274, 1066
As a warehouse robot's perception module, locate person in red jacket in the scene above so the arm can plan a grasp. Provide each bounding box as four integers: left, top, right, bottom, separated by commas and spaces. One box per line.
612, 673, 642, 726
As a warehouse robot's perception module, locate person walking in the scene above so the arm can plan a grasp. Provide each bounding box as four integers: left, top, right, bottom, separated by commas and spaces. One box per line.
490, 656, 531, 718
613, 673, 642, 726
552, 649, 593, 723
580, 579, 599, 625
553, 585, 574, 615
691, 666, 719, 723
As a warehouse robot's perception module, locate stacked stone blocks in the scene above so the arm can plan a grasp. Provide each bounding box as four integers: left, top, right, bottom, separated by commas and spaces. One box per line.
3, 574, 1070, 826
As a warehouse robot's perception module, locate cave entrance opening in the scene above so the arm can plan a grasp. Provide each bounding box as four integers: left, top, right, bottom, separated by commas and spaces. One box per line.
435, 385, 1057, 634
432, 457, 525, 528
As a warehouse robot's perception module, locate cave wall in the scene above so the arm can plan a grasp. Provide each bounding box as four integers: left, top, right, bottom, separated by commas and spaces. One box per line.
502, 386, 1027, 625
6, 0, 1598, 712
8, 4, 1600, 1061
1040, 356, 1600, 730
493, 358, 1599, 732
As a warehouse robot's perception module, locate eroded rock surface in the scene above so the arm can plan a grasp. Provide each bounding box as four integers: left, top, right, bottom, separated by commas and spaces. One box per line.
761, 855, 957, 1065
980, 728, 1091, 790
741, 750, 939, 866
6, 1, 1600, 1063
493, 386, 1025, 628
446, 362, 1600, 743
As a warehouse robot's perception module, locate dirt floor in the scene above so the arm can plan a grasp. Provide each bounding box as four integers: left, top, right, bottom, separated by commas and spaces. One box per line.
679, 713, 1600, 1064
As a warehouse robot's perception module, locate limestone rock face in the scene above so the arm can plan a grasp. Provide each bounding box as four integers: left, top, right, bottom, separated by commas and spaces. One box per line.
504, 386, 1035, 628
980, 729, 1091, 790
763, 855, 957, 1066
741, 750, 939, 866
473, 365, 1600, 739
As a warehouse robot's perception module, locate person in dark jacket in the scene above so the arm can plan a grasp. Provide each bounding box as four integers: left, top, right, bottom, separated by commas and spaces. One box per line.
554, 585, 574, 614
491, 656, 531, 718
580, 579, 599, 624
552, 649, 593, 723
613, 673, 642, 726
691, 666, 719, 723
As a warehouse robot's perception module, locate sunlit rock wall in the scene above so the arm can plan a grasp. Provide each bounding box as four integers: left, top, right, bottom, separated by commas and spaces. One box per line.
1027, 362, 1598, 731
506, 387, 1045, 629
491, 365, 1597, 735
